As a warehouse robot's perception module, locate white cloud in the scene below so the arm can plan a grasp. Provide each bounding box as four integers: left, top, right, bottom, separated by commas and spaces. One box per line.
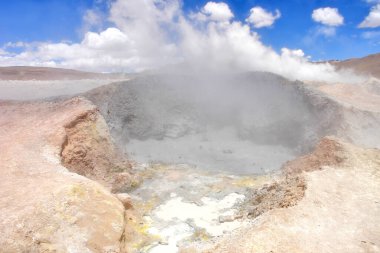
0, 49, 7, 56
0, 0, 362, 83
83, 9, 103, 31
316, 26, 336, 37
312, 7, 344, 26
359, 4, 380, 28
362, 30, 380, 38
0, 28, 153, 72
4, 41, 27, 48
201, 2, 234, 22
246, 6, 281, 28
82, 28, 130, 49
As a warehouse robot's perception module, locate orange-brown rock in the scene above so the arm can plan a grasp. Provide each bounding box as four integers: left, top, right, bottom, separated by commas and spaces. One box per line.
282, 137, 346, 174
60, 106, 134, 191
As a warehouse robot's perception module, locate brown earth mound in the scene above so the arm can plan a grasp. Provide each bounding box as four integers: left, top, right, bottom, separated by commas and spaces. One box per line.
282, 137, 347, 174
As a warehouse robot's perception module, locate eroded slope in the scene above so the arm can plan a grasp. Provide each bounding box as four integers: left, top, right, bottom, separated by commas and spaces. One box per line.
0, 97, 132, 252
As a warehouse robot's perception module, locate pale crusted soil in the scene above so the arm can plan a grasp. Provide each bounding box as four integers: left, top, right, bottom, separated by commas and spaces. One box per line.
0, 97, 134, 252
317, 81, 380, 113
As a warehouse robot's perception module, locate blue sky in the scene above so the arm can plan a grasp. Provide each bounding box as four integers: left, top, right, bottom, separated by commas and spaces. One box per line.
0, 0, 379, 72
0, 0, 91, 43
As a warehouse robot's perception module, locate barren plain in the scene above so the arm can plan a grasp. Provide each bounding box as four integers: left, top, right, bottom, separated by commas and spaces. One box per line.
0, 59, 379, 253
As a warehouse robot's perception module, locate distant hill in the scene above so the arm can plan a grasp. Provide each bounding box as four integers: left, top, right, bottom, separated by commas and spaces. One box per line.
0, 66, 127, 80
2, 53, 380, 81
329, 53, 380, 79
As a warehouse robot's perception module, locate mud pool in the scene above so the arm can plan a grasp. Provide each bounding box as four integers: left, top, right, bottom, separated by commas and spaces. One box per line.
85, 73, 338, 174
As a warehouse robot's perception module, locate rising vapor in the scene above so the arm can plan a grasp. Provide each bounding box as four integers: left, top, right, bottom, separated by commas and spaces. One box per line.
0, 0, 363, 82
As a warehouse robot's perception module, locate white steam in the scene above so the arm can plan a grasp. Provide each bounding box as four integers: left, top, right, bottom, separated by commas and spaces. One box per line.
0, 0, 363, 82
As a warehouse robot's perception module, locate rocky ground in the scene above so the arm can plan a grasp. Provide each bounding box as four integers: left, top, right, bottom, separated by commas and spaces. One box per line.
0, 69, 379, 253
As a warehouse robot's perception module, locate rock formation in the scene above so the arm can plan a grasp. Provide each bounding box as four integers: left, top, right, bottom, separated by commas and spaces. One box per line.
0, 97, 133, 252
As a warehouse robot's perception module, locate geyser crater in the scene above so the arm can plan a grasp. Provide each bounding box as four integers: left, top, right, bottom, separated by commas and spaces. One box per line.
85, 72, 340, 174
